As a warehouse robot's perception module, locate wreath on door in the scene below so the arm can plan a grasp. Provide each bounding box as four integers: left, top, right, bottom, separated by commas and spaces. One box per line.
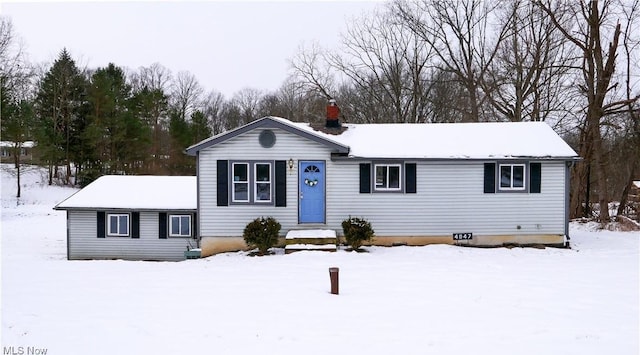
304, 178, 318, 187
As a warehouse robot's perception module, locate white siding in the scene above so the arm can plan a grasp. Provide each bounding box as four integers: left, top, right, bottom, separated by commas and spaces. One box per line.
198, 127, 567, 239
327, 160, 566, 236
68, 211, 197, 261
198, 127, 334, 236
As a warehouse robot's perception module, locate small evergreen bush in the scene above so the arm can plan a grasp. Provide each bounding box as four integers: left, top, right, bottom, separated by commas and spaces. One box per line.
243, 217, 281, 255
341, 216, 374, 251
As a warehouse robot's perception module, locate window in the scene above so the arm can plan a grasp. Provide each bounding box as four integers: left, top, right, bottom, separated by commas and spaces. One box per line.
499, 164, 525, 190
169, 215, 191, 237
230, 161, 273, 204
107, 214, 129, 236
254, 163, 271, 202
375, 164, 401, 191
232, 163, 249, 202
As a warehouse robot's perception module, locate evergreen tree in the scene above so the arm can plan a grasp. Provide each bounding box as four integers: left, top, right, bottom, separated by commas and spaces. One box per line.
130, 86, 168, 173
84, 63, 146, 182
189, 109, 211, 144
167, 108, 194, 175
34, 48, 88, 185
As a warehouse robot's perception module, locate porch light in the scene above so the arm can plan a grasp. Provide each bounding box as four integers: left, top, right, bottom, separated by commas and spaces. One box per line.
288, 158, 295, 170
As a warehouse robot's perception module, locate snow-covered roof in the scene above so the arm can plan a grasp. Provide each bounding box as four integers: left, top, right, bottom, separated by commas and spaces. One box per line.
54, 175, 196, 210
275, 117, 578, 160
0, 141, 36, 148
186, 116, 578, 160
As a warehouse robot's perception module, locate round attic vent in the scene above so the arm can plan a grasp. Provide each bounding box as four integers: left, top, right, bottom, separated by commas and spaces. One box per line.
259, 130, 276, 148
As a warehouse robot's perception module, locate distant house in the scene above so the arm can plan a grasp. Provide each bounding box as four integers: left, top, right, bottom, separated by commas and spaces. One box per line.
55, 104, 580, 261
0, 141, 36, 163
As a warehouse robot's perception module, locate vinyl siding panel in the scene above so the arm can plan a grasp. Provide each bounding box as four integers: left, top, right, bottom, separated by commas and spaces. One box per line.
327, 161, 566, 236
198, 127, 334, 236
68, 211, 197, 261
198, 126, 567, 239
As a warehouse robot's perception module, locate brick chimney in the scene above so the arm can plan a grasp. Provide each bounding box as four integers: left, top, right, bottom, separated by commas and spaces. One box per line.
326, 99, 341, 128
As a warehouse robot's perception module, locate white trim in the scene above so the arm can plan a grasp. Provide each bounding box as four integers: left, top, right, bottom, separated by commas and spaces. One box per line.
499, 164, 526, 191
374, 164, 402, 191
169, 214, 192, 237
107, 213, 129, 237
231, 162, 250, 202
254, 162, 272, 203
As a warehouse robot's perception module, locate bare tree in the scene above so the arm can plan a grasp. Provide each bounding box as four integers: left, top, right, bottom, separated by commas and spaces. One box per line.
486, 0, 577, 123
536, 0, 640, 222
289, 42, 336, 101
615, 0, 640, 218
230, 88, 263, 127
202, 90, 226, 134
1, 17, 37, 197
328, 8, 434, 123
170, 70, 204, 121
394, 0, 513, 122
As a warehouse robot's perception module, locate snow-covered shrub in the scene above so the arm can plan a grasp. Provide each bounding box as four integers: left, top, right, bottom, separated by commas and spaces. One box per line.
243, 216, 281, 255
341, 216, 374, 251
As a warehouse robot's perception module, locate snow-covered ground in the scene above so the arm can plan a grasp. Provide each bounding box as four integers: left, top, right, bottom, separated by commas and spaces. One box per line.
1, 165, 638, 354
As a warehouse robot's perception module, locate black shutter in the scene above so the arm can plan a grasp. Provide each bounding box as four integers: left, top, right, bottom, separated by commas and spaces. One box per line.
97, 211, 105, 238
359, 163, 371, 193
159, 212, 167, 239
275, 160, 287, 207
217, 160, 229, 206
405, 163, 417, 193
192, 213, 198, 238
484, 163, 496, 193
131, 212, 140, 238
530, 162, 541, 193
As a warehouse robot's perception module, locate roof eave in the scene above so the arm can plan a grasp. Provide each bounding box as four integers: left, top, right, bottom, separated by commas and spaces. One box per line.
331, 155, 581, 162
54, 206, 198, 212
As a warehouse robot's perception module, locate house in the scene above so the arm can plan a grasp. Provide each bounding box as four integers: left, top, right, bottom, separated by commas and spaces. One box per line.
54, 176, 197, 261
1, 140, 36, 163
185, 107, 579, 258
55, 104, 579, 260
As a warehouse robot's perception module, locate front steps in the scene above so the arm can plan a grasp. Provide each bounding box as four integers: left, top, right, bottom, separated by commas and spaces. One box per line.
284, 229, 337, 254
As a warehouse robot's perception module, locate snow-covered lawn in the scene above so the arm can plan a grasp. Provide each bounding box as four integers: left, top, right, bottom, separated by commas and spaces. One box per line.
1, 165, 638, 354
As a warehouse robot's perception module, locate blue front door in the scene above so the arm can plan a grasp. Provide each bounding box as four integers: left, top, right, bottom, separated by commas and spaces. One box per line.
299, 161, 325, 223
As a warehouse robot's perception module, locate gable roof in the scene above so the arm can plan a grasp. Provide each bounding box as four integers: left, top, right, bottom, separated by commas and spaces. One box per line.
185, 116, 350, 156
54, 175, 196, 211
186, 116, 579, 160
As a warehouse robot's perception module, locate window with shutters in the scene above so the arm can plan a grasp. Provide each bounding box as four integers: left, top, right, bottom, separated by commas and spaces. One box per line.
360, 162, 415, 194
107, 213, 129, 237
169, 214, 191, 237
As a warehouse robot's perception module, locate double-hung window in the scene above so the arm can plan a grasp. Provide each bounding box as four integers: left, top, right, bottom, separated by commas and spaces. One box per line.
254, 163, 272, 202
499, 164, 526, 190
375, 164, 401, 191
169, 215, 191, 237
232, 163, 249, 202
231, 161, 273, 204
107, 213, 129, 237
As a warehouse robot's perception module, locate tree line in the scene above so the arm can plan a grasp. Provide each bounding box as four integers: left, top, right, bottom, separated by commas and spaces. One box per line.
1, 0, 639, 223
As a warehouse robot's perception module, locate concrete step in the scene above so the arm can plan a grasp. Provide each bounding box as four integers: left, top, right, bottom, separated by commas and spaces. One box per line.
284, 229, 338, 253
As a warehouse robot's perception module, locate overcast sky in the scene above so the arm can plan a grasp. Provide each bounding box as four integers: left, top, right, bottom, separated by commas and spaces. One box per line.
2, 1, 382, 97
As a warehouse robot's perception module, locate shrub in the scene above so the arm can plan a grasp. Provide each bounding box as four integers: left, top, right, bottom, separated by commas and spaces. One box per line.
243, 217, 281, 255
341, 216, 375, 251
